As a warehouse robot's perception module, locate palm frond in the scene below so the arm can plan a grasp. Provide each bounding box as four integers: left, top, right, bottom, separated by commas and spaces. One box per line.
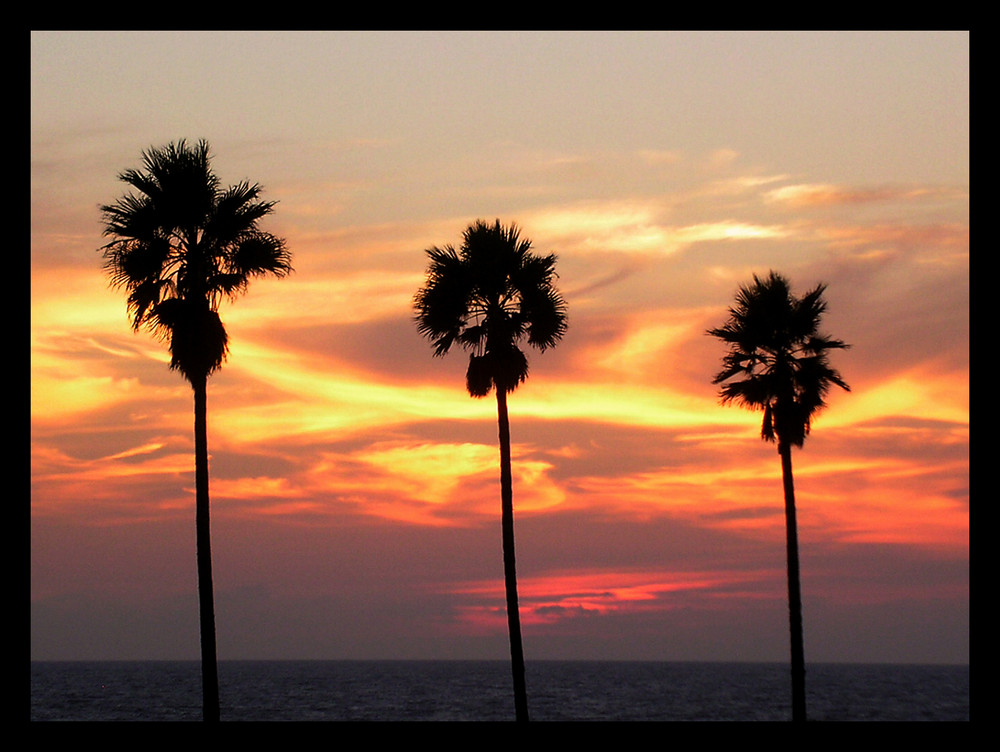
229, 233, 292, 280
708, 270, 849, 446
99, 140, 289, 384
414, 245, 474, 357
415, 220, 567, 397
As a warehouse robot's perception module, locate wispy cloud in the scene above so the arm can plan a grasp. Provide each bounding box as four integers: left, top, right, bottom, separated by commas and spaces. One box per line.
765, 182, 966, 208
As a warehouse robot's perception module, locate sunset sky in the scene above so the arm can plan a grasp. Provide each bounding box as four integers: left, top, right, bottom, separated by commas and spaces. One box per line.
30, 30, 969, 665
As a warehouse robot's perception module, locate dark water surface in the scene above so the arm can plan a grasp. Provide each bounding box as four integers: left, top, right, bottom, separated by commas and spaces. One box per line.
30, 660, 969, 722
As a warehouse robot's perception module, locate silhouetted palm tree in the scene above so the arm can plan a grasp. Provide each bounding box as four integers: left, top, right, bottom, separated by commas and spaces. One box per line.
99, 140, 292, 722
708, 270, 849, 723
414, 219, 567, 722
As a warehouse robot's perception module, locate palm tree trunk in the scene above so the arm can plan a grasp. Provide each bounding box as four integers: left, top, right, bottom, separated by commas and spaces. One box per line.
193, 373, 221, 722
779, 441, 807, 722
496, 388, 529, 722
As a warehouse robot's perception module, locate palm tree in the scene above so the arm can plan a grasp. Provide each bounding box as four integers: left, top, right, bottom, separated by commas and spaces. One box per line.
414, 219, 567, 722
708, 270, 849, 723
99, 139, 292, 722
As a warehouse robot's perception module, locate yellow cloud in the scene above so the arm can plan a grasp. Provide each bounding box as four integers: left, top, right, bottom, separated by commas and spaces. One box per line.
525, 201, 789, 256
823, 369, 968, 429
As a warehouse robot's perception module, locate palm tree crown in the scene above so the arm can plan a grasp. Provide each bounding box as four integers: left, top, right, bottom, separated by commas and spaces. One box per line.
414, 219, 567, 397
100, 139, 292, 383
708, 270, 850, 447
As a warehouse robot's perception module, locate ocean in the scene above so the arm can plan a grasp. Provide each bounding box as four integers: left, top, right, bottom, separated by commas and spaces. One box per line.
30, 660, 969, 722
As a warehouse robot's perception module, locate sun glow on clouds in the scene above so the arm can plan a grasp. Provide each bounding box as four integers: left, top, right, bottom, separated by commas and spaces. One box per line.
764, 182, 966, 208
34, 243, 963, 544
446, 569, 776, 631
31, 440, 196, 522
353, 441, 565, 518
32, 366, 138, 423
823, 369, 968, 429
209, 340, 492, 444
525, 201, 789, 256
31, 194, 967, 540
799, 465, 968, 547
351, 441, 500, 521
208, 306, 744, 450
31, 276, 161, 422
224, 268, 424, 328
583, 311, 701, 379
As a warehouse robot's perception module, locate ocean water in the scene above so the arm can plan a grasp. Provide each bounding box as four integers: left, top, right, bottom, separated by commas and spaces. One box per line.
30, 660, 969, 722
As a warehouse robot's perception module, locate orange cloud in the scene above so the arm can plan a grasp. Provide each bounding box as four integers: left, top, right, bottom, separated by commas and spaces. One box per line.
765, 182, 964, 208
822, 367, 968, 429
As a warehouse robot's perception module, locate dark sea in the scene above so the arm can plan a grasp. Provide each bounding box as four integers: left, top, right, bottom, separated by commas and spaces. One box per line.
30, 660, 968, 722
